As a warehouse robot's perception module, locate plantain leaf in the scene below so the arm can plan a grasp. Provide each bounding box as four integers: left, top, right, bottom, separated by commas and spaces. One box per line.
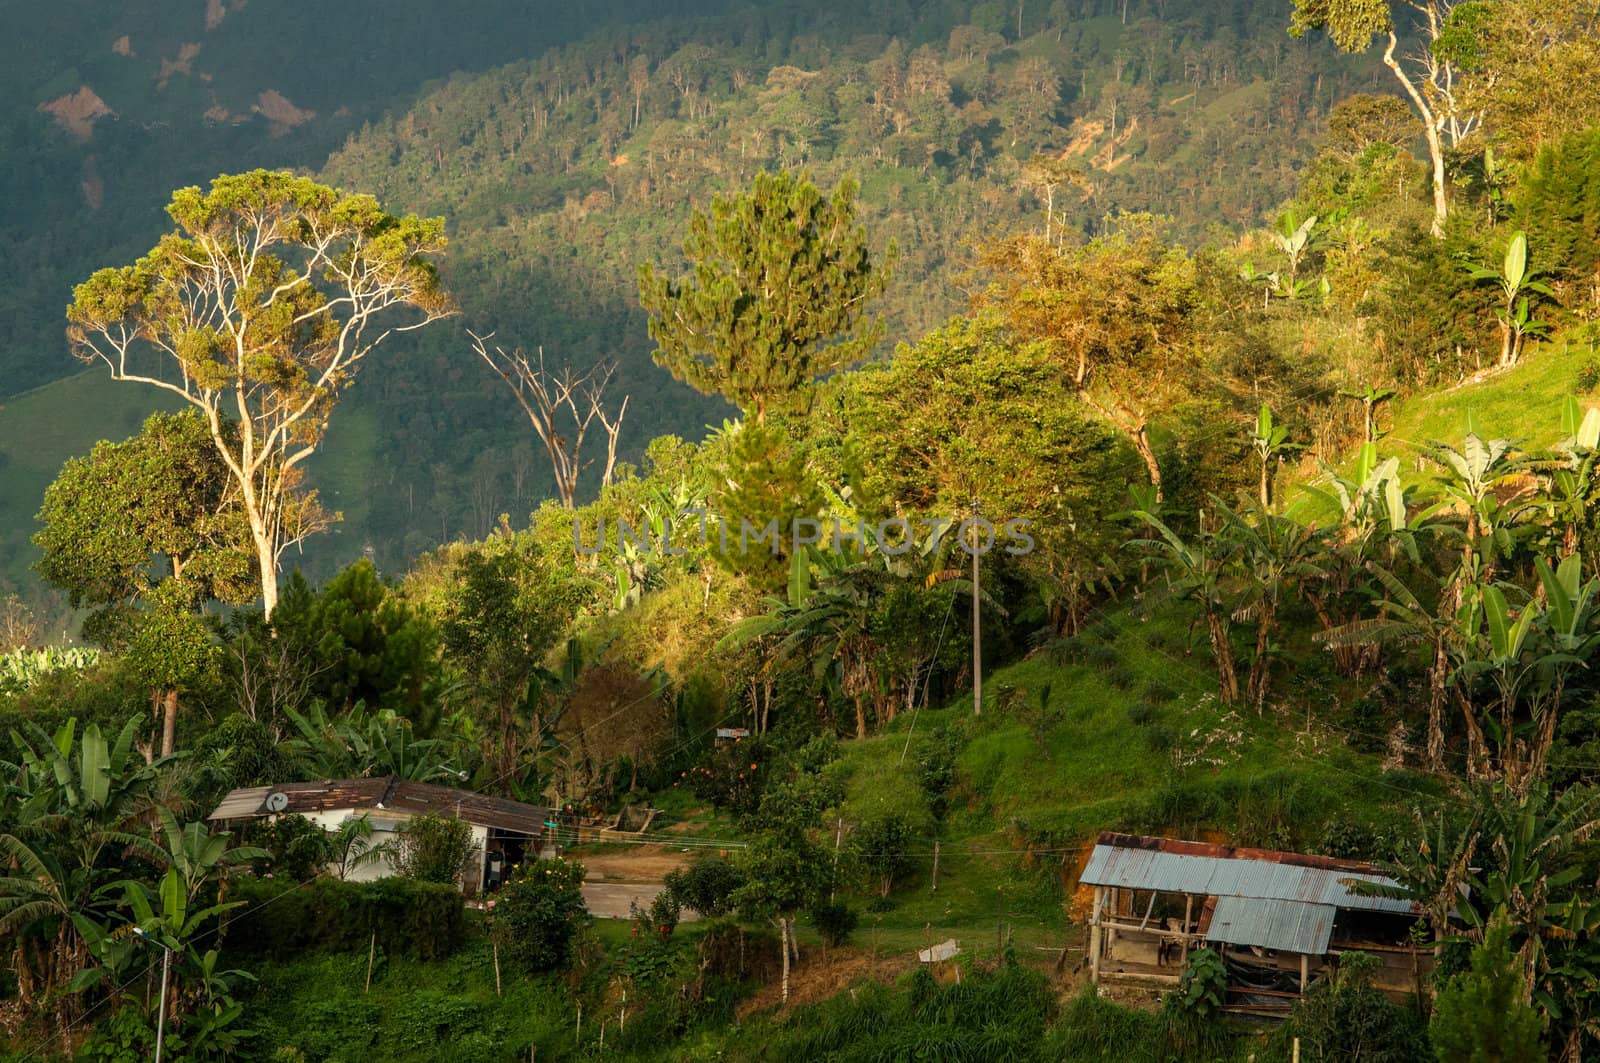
1505, 231, 1528, 291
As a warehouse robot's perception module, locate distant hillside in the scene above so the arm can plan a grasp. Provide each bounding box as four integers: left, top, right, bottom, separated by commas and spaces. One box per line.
311, 4, 1381, 570
0, 0, 755, 397
0, 0, 1393, 604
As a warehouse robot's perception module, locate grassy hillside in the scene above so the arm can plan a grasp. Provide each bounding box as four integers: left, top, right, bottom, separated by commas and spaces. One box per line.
1384, 344, 1590, 450
188, 590, 1434, 1061
0, 373, 177, 611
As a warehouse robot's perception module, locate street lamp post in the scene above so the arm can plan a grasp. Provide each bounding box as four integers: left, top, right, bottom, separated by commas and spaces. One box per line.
133, 927, 173, 1063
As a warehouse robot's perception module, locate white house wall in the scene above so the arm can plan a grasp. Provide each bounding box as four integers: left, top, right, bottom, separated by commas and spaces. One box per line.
282, 809, 489, 889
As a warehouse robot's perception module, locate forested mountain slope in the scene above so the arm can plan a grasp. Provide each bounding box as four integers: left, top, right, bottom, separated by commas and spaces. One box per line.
316, 2, 1376, 564
0, 0, 750, 395
0, 0, 1384, 602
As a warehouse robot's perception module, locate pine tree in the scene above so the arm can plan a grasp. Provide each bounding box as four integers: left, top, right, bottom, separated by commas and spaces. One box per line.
1430, 912, 1544, 1063
638, 169, 894, 424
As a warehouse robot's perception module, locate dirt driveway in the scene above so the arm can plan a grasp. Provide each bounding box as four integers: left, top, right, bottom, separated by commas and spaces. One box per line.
582, 881, 682, 919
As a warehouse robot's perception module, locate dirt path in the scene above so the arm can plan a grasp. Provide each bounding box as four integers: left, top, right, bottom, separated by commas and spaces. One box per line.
582, 881, 699, 921
576, 843, 695, 882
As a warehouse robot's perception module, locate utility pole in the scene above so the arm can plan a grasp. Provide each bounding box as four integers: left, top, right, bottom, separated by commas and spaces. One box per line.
134, 928, 173, 1063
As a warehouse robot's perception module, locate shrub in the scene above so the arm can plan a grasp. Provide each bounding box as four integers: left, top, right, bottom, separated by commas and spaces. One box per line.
1126, 702, 1159, 727
1345, 694, 1388, 754
808, 900, 858, 947
228, 876, 465, 961
1083, 643, 1120, 670
1430, 914, 1542, 1063
1142, 723, 1177, 753
916, 730, 959, 822
851, 814, 914, 897
1143, 679, 1177, 703
393, 813, 478, 886
1576, 358, 1600, 394
663, 855, 745, 917
1162, 948, 1229, 1057
1105, 664, 1136, 690
491, 858, 589, 973
683, 736, 773, 818
630, 889, 682, 943
253, 813, 333, 882
1318, 819, 1381, 860
1279, 951, 1431, 1062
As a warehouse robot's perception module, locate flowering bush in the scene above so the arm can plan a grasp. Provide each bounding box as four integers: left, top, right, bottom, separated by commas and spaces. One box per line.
490, 858, 589, 973
629, 889, 681, 943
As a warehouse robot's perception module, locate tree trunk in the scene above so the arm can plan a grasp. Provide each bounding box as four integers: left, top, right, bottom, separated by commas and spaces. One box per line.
251, 522, 278, 618
1381, 32, 1448, 238
1134, 424, 1162, 502
1427, 638, 1448, 773
161, 687, 178, 757
778, 916, 791, 1003
1250, 614, 1272, 714
853, 696, 867, 740
1205, 606, 1239, 705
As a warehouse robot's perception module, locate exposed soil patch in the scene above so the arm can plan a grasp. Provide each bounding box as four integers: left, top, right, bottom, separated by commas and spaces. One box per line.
158, 42, 202, 88
38, 86, 113, 141
578, 844, 691, 882
736, 948, 917, 1017
255, 90, 316, 136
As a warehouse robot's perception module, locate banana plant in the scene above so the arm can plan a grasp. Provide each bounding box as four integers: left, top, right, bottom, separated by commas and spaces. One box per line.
1543, 398, 1600, 557
1469, 230, 1555, 367
1128, 509, 1241, 705
1249, 403, 1299, 508
1338, 385, 1397, 444
282, 703, 466, 782
150, 807, 267, 908
1238, 260, 1281, 309
1216, 497, 1327, 712
1269, 210, 1318, 285
1423, 433, 1526, 574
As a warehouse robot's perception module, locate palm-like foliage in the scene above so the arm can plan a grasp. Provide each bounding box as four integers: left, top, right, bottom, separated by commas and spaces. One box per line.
327, 815, 395, 881
1522, 399, 1600, 559
0, 719, 173, 1009
282, 702, 466, 782
725, 549, 905, 739
1128, 508, 1241, 705
1421, 432, 1527, 574
1217, 498, 1327, 713
1297, 442, 1419, 678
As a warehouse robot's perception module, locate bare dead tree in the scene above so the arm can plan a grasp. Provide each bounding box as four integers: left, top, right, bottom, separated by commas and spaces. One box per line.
0, 595, 39, 653
229, 626, 331, 737
469, 330, 629, 508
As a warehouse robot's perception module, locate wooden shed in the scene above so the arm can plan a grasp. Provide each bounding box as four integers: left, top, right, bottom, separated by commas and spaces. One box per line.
1080, 832, 1431, 1014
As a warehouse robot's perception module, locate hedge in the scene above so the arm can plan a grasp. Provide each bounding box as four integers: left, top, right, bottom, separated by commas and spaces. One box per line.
225, 876, 467, 961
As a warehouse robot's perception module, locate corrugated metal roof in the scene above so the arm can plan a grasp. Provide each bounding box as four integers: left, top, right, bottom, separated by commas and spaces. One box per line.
207, 777, 551, 835
1206, 896, 1336, 954
208, 785, 271, 820
1080, 838, 1411, 915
